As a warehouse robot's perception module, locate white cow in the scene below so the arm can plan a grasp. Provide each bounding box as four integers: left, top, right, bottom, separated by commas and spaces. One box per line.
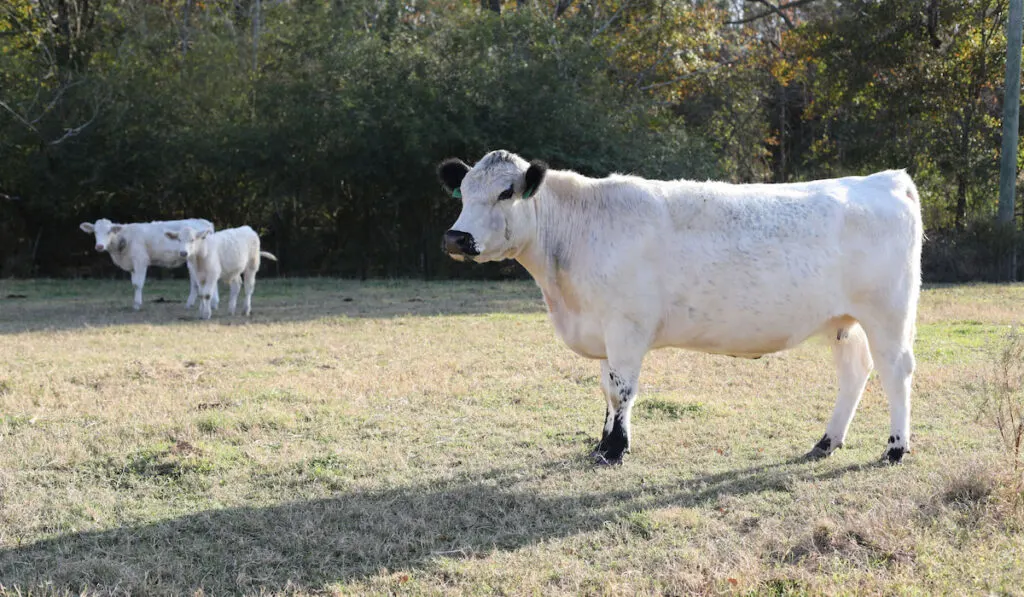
79, 218, 218, 311
439, 150, 922, 465
164, 225, 277, 320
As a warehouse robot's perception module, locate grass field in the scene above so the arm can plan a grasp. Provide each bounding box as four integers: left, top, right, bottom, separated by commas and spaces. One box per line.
0, 278, 1022, 595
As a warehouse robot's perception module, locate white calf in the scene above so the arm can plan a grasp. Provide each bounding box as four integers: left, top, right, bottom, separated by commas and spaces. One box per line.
165, 225, 277, 320
439, 150, 922, 465
79, 218, 218, 310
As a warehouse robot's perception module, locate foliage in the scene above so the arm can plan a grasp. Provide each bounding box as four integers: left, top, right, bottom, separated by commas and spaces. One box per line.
0, 0, 1022, 278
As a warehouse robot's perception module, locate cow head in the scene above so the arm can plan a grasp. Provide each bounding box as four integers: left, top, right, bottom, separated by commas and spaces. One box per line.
79, 218, 124, 252
164, 226, 210, 260
439, 150, 547, 262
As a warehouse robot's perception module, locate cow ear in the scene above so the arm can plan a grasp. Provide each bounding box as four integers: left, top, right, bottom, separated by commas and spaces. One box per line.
521, 160, 548, 199
109, 224, 123, 234
197, 229, 210, 240
80, 222, 95, 233
438, 158, 470, 198
165, 231, 179, 240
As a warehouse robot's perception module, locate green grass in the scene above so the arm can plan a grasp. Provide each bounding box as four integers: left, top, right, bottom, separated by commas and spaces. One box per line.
0, 278, 1022, 595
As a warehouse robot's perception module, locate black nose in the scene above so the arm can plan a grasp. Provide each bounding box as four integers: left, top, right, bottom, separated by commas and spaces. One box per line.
179, 250, 188, 258
442, 230, 479, 256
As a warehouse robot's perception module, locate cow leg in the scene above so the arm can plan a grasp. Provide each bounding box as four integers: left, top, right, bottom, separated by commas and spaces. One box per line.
228, 276, 241, 316
862, 318, 916, 464
592, 361, 641, 465
130, 265, 148, 311
242, 267, 257, 316
591, 325, 647, 465
185, 262, 199, 309
591, 360, 620, 458
808, 323, 873, 459
211, 283, 220, 311
198, 279, 216, 320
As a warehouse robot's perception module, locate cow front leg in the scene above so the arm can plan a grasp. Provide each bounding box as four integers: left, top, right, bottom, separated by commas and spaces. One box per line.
198, 279, 216, 320
591, 349, 644, 466
185, 262, 199, 309
130, 265, 148, 311
591, 360, 619, 458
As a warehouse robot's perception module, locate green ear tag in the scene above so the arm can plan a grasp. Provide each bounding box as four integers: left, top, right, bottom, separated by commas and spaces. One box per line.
522, 188, 534, 199
452, 188, 462, 199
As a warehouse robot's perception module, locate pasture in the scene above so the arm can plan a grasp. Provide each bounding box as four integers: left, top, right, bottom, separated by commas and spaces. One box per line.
0, 278, 1022, 595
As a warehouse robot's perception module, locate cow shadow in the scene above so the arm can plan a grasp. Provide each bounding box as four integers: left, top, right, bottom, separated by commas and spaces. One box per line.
0, 456, 872, 594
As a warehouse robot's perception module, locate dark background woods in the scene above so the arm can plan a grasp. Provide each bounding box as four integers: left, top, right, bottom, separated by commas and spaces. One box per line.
1, 0, 1022, 281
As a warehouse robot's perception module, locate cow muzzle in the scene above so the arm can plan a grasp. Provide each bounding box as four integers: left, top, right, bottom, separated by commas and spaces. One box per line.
95, 244, 105, 252
179, 250, 188, 258
442, 230, 479, 258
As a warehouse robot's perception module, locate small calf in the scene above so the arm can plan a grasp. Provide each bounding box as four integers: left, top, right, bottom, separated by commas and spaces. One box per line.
166, 225, 277, 320
80, 218, 217, 310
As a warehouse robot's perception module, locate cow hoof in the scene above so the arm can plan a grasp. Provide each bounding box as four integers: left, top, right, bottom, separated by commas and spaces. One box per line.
882, 446, 906, 464
805, 434, 839, 460
590, 451, 623, 466
805, 446, 831, 460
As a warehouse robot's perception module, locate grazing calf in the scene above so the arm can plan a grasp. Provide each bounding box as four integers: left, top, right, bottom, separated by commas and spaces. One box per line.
438, 150, 922, 465
79, 218, 218, 310
165, 225, 277, 320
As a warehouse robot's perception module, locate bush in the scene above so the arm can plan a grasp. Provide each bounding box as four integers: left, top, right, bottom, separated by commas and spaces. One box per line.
922, 220, 1023, 282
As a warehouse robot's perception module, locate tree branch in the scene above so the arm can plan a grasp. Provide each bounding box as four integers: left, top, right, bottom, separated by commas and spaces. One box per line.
725, 0, 820, 27
0, 99, 40, 135
590, 0, 633, 40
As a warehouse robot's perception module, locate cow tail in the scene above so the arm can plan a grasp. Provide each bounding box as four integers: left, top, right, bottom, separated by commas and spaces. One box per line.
260, 251, 278, 262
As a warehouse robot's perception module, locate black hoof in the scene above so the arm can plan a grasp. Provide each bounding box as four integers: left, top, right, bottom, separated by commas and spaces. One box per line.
805, 434, 838, 460
883, 446, 906, 464
805, 446, 831, 460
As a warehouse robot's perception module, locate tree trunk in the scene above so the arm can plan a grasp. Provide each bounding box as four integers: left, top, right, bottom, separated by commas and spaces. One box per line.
955, 174, 967, 232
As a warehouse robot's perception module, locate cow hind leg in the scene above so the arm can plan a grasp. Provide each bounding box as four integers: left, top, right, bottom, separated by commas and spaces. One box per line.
808, 322, 873, 459
228, 276, 242, 316
242, 267, 257, 316
861, 316, 916, 464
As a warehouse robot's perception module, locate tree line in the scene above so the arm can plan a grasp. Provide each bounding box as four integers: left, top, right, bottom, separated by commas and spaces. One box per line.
1, 0, 1021, 281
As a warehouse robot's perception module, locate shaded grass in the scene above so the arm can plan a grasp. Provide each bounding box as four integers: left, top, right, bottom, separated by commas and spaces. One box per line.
0, 279, 1022, 595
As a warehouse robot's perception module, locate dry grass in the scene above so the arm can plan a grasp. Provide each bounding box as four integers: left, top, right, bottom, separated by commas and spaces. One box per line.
0, 278, 1022, 595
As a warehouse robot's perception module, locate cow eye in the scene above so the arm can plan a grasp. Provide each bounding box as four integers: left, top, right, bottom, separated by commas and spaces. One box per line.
497, 184, 515, 201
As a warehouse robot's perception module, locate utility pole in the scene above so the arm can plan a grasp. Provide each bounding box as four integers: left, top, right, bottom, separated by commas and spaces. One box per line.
251, 0, 261, 121
998, 0, 1023, 279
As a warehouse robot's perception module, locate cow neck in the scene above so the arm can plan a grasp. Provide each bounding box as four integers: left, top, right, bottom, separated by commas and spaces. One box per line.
515, 178, 582, 315
108, 236, 133, 270
192, 237, 213, 273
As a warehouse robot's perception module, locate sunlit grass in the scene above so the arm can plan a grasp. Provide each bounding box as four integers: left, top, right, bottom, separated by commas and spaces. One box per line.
0, 279, 1022, 595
